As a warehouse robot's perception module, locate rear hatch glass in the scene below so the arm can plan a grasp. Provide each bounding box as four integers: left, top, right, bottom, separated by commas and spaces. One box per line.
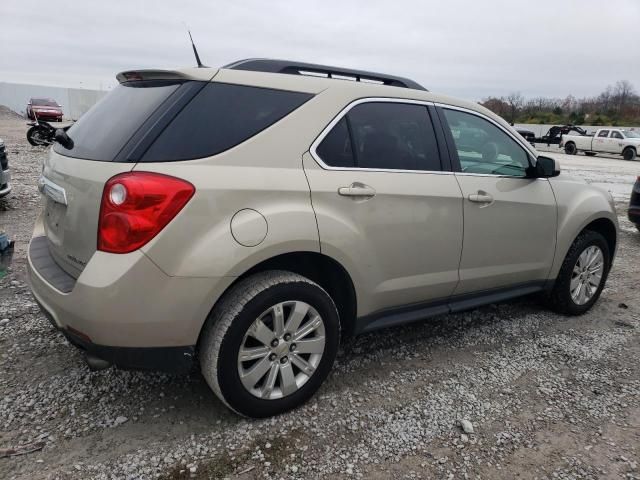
53, 80, 183, 161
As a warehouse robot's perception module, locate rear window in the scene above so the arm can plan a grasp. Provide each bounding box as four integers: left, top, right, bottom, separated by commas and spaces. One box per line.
54, 81, 182, 161
141, 83, 312, 162
315, 102, 442, 171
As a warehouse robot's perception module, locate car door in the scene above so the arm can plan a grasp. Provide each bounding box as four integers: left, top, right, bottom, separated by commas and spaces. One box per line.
437, 105, 557, 295
607, 130, 625, 153
303, 99, 464, 317
593, 130, 610, 152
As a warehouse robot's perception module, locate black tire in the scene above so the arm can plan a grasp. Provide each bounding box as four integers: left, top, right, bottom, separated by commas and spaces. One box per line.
584, 152, 597, 157
623, 147, 636, 161
564, 142, 577, 155
199, 271, 340, 418
547, 230, 610, 315
26, 126, 49, 146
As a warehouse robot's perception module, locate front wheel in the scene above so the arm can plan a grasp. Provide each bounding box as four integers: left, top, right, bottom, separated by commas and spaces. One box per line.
564, 142, 577, 155
623, 147, 637, 161
547, 230, 610, 315
200, 271, 340, 417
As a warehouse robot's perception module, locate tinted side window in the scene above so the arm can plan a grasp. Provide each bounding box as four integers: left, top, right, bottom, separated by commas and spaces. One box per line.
611, 131, 623, 139
347, 103, 441, 171
598, 130, 610, 137
316, 117, 355, 167
442, 108, 530, 177
142, 83, 312, 161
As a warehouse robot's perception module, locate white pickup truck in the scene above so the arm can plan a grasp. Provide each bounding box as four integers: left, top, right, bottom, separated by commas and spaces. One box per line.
560, 128, 640, 160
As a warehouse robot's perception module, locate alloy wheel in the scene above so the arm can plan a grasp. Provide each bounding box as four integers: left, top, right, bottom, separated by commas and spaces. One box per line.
237, 301, 326, 400
570, 245, 604, 305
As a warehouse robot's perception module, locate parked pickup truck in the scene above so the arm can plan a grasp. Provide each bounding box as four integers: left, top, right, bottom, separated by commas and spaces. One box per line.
560, 128, 640, 160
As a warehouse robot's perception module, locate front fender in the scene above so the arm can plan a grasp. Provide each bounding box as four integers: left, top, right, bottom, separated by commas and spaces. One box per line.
549, 178, 618, 279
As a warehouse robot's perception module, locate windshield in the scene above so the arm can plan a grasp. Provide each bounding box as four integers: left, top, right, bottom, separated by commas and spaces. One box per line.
33, 99, 58, 107
621, 130, 640, 139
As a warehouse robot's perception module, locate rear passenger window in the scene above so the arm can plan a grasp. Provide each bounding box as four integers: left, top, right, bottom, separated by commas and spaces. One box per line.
142, 83, 312, 161
598, 130, 609, 138
315, 102, 442, 171
316, 117, 355, 167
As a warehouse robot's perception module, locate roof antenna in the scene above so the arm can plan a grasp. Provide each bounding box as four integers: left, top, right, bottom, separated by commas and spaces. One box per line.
186, 28, 206, 68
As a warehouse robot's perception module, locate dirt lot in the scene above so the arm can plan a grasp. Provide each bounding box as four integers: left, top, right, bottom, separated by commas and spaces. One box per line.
1, 112, 640, 480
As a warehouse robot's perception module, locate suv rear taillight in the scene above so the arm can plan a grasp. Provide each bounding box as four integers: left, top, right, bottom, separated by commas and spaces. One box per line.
98, 172, 195, 254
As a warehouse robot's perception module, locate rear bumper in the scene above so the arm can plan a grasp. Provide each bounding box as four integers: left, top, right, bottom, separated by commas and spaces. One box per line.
36, 298, 195, 373
629, 206, 640, 226
27, 221, 234, 370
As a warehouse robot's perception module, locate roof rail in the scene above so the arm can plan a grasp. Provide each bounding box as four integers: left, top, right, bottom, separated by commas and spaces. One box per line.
223, 58, 427, 91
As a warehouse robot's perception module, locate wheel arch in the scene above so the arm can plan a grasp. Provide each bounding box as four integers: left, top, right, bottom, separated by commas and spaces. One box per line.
551, 214, 618, 280
198, 251, 358, 348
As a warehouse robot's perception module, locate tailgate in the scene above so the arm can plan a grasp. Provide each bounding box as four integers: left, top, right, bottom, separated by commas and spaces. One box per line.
40, 149, 133, 277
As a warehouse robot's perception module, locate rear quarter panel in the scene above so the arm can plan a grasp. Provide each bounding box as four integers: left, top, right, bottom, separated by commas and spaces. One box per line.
134, 90, 336, 278
564, 135, 593, 151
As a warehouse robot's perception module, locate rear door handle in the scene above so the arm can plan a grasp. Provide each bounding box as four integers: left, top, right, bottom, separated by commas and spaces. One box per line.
338, 183, 376, 198
468, 192, 493, 204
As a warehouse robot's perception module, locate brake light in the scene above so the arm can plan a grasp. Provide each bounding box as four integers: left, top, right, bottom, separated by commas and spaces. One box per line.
98, 172, 195, 254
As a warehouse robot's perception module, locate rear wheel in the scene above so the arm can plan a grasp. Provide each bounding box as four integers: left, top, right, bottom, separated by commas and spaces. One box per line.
564, 142, 577, 155
26, 126, 49, 146
199, 271, 340, 418
547, 230, 610, 315
623, 147, 636, 161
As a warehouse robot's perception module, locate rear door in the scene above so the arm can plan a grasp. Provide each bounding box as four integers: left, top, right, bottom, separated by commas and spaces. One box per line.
437, 106, 557, 295
304, 100, 464, 316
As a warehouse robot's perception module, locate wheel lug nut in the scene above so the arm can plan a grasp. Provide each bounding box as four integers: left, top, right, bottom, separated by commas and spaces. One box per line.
271, 339, 279, 347
280, 356, 288, 364
283, 333, 291, 341
269, 353, 276, 361
290, 344, 296, 352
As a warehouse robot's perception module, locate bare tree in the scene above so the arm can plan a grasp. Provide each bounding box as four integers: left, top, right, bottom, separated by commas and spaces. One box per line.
612, 80, 636, 113
505, 92, 524, 123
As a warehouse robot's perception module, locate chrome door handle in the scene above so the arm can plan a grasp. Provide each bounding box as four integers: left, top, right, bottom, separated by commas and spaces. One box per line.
468, 192, 493, 204
338, 183, 376, 198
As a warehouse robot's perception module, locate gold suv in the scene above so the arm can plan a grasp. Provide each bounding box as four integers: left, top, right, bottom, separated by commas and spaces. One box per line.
28, 59, 618, 417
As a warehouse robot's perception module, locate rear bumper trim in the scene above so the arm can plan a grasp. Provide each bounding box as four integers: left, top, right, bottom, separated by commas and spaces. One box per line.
29, 236, 76, 293
35, 297, 195, 373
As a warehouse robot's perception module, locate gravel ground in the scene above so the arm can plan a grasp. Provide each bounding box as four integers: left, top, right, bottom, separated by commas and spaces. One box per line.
1, 112, 640, 480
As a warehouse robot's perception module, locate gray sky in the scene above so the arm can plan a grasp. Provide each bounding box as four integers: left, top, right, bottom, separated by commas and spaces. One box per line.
1, 0, 638, 102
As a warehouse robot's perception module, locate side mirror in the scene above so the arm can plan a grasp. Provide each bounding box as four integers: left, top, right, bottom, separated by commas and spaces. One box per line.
54, 129, 74, 149
535, 156, 560, 178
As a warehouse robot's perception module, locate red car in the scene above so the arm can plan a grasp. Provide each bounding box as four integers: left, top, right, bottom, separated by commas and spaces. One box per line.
26, 98, 63, 122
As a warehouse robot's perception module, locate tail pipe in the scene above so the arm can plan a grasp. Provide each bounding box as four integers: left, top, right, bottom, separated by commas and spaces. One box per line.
85, 353, 112, 371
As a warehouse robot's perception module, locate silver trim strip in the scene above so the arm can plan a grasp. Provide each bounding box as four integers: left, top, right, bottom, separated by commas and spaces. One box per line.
433, 102, 538, 157
309, 97, 538, 177
38, 176, 68, 206
309, 97, 445, 174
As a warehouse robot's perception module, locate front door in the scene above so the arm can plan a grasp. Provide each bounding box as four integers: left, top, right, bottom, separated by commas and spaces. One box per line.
438, 106, 557, 295
304, 100, 464, 317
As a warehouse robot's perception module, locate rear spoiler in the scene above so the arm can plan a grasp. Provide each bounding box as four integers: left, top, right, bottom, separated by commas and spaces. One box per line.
116, 68, 217, 84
